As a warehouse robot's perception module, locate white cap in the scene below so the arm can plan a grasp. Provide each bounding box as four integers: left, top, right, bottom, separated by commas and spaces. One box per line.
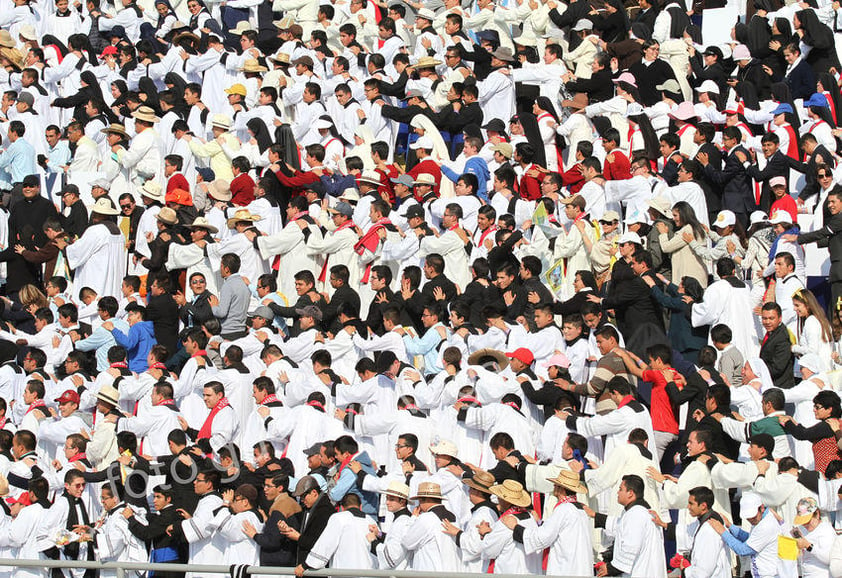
695, 79, 720, 94
749, 210, 768, 226
740, 492, 764, 517
313, 118, 333, 130
713, 210, 736, 228
410, 136, 434, 150
618, 232, 642, 245
624, 211, 647, 225
572, 18, 592, 31
769, 210, 793, 225
429, 439, 458, 458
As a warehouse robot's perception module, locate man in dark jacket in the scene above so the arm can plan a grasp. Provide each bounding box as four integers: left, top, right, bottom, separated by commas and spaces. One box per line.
146, 274, 180, 356
322, 264, 361, 333
0, 175, 59, 295
699, 126, 754, 227
59, 185, 88, 240
247, 473, 301, 567
759, 302, 794, 389
793, 134, 835, 206
124, 485, 188, 575
564, 54, 615, 104
284, 475, 335, 565
745, 132, 791, 214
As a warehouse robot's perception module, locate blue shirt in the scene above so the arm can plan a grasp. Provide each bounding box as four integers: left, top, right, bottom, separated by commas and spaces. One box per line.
0, 138, 36, 184
45, 141, 72, 173
403, 322, 446, 375
76, 318, 130, 371
441, 156, 490, 201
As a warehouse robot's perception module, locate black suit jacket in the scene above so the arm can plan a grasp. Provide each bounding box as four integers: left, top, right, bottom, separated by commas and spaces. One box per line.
792, 144, 836, 202
696, 142, 723, 218
704, 146, 754, 215
759, 324, 794, 389
297, 494, 335, 564
785, 59, 817, 100
746, 151, 790, 214
798, 211, 842, 281
146, 293, 180, 355
602, 271, 665, 337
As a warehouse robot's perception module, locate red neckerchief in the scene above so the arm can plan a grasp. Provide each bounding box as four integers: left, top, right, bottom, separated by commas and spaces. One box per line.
402, 403, 419, 410
197, 397, 230, 439
501, 506, 526, 518
617, 394, 635, 409
110, 362, 128, 369
677, 123, 693, 137
154, 398, 176, 407
25, 400, 46, 415
337, 451, 357, 473
458, 396, 481, 405
503, 401, 520, 411
68, 452, 87, 463
0, 416, 7, 429
307, 400, 325, 412
261, 394, 279, 405
335, 219, 357, 232
150, 362, 167, 370
554, 495, 578, 510
447, 223, 460, 232
478, 225, 497, 247
191, 350, 208, 358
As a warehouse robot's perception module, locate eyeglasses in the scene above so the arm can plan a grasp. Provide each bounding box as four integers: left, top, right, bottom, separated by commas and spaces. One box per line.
120, 203, 133, 209
395, 444, 409, 448
819, 173, 833, 179
191, 279, 206, 285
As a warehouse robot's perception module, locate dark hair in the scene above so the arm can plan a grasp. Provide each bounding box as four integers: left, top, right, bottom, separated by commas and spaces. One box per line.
621, 474, 644, 499
688, 486, 715, 510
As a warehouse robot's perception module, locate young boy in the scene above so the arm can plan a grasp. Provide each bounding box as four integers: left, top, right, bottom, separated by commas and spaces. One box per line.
561, 314, 589, 386
711, 323, 744, 386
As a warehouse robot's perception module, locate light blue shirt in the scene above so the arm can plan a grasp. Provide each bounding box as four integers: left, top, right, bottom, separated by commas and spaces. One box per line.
45, 140, 71, 173
403, 322, 446, 375
75, 318, 131, 371
0, 137, 36, 184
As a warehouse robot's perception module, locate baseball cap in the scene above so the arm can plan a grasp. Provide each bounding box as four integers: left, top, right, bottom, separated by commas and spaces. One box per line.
403, 89, 424, 100
295, 305, 323, 321
713, 210, 735, 228
250, 305, 274, 320
732, 44, 751, 61
482, 119, 506, 133
769, 176, 787, 188
329, 202, 354, 217
618, 231, 642, 245
491, 142, 513, 158
56, 390, 80, 405
739, 492, 763, 518
406, 205, 425, 219
505, 347, 534, 365
21, 174, 39, 188
303, 442, 322, 457
17, 92, 33, 107
793, 497, 819, 526
772, 103, 793, 116
542, 352, 570, 369
410, 136, 433, 150
600, 210, 620, 223
391, 174, 415, 187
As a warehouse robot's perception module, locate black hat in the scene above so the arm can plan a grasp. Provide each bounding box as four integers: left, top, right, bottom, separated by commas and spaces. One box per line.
703, 46, 723, 60
482, 118, 506, 133
406, 205, 425, 219
22, 174, 39, 188
303, 442, 322, 457
293, 475, 320, 497
747, 433, 775, 456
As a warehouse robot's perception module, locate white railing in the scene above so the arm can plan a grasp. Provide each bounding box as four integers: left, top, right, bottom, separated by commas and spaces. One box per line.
0, 558, 591, 578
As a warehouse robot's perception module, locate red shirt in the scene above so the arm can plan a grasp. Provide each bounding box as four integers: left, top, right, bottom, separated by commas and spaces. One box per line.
561, 163, 585, 194
518, 164, 542, 200
376, 165, 399, 203
603, 150, 631, 181
407, 159, 442, 199
642, 368, 681, 435
771, 195, 798, 224
230, 173, 256, 206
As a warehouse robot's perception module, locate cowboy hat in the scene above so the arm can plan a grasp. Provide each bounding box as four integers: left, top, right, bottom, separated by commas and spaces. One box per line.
173, 29, 200, 44
489, 480, 532, 508
339, 188, 360, 202
467, 348, 509, 370
408, 56, 442, 69
561, 92, 588, 110
490, 47, 515, 62
410, 481, 443, 501
101, 123, 129, 138
187, 216, 219, 234
0, 31, 13, 48
546, 469, 587, 494
132, 106, 160, 123
228, 21, 253, 35
269, 51, 291, 64
357, 170, 382, 187
226, 208, 262, 229
90, 197, 120, 216
96, 385, 120, 406
208, 179, 232, 202
647, 196, 672, 218
139, 181, 164, 202
0, 48, 24, 70
463, 470, 496, 494
414, 174, 436, 186
156, 206, 178, 226
211, 113, 232, 129
429, 439, 458, 459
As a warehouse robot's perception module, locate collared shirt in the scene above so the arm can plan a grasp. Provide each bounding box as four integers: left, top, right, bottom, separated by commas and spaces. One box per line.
0, 137, 36, 184
45, 140, 72, 173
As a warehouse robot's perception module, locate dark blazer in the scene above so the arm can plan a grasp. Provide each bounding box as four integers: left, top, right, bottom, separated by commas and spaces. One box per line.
690, 61, 728, 96
147, 292, 180, 355
696, 142, 723, 218
792, 144, 836, 202
297, 493, 335, 564
798, 211, 842, 281
759, 324, 795, 389
629, 59, 677, 106
602, 271, 665, 338
565, 68, 615, 104
704, 145, 754, 216
322, 284, 361, 332
421, 275, 458, 306
746, 150, 790, 214
785, 59, 817, 100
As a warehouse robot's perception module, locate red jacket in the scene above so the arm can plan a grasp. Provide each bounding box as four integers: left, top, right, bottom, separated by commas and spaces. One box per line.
518, 164, 542, 200
603, 150, 631, 181
230, 173, 256, 206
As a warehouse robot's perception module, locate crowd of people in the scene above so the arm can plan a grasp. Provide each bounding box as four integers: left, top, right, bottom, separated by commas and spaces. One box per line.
1, 0, 842, 575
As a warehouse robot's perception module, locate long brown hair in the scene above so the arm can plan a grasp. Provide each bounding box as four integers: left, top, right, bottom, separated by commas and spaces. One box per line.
793, 289, 833, 343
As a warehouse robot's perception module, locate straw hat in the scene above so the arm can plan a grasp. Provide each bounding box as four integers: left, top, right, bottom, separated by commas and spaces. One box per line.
228, 21, 254, 35
358, 170, 382, 187
410, 481, 443, 501
139, 181, 164, 202
339, 188, 360, 202
156, 206, 178, 226
546, 469, 587, 494
467, 348, 509, 370
18, 25, 36, 41
408, 56, 442, 69
463, 470, 495, 494
173, 29, 200, 44
273, 15, 294, 30
489, 480, 531, 508
101, 123, 129, 138
647, 196, 672, 218
0, 48, 24, 70
132, 106, 160, 123
96, 385, 120, 406
90, 197, 120, 216
0, 31, 14, 48
413, 173, 436, 186
187, 216, 219, 234
227, 208, 262, 229
383, 481, 410, 500
211, 113, 232, 129
208, 179, 232, 202
240, 59, 268, 73
561, 93, 588, 110
270, 51, 291, 64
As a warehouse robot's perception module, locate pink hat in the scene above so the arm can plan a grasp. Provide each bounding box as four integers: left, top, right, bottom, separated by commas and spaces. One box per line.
668, 101, 697, 121
542, 353, 570, 369
612, 72, 637, 88
732, 44, 751, 61
769, 176, 787, 188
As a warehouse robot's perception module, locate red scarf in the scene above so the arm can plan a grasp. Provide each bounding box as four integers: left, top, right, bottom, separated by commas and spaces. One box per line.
261, 394, 279, 405
554, 495, 578, 509
25, 399, 46, 415
150, 362, 167, 370
197, 397, 230, 439
192, 350, 208, 359
477, 225, 497, 248
110, 362, 128, 369
68, 452, 87, 463
307, 400, 325, 412
155, 398, 176, 407
354, 218, 392, 283
337, 452, 357, 474
617, 394, 635, 409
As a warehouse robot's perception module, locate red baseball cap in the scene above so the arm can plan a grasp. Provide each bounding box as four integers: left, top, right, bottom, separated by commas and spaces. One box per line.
55, 390, 80, 405
505, 348, 534, 365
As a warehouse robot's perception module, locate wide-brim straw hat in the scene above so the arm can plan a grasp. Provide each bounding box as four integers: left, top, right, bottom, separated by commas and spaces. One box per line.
489, 480, 531, 508
101, 123, 129, 138
467, 348, 509, 370
227, 209, 262, 229
90, 198, 120, 216
410, 481, 443, 501
187, 216, 219, 234
463, 470, 495, 494
132, 106, 160, 123
156, 206, 178, 226
208, 179, 232, 202
96, 385, 120, 406
383, 481, 410, 500
546, 469, 587, 494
